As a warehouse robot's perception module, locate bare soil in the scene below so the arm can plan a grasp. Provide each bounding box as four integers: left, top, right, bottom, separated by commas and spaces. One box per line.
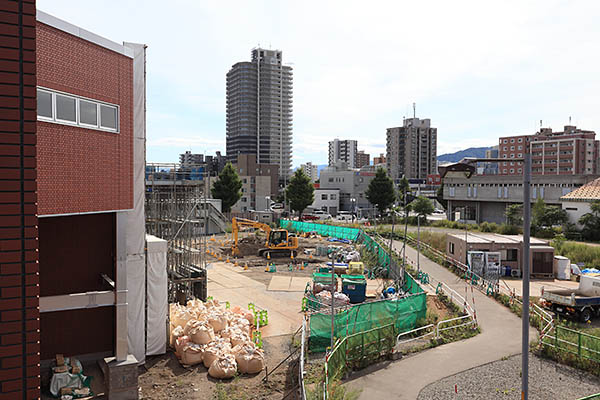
138, 334, 300, 400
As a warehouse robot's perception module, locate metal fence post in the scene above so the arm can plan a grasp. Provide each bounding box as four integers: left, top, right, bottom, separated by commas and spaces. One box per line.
578, 332, 582, 357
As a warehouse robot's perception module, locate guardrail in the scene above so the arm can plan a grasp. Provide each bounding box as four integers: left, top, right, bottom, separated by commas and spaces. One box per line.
541, 324, 600, 364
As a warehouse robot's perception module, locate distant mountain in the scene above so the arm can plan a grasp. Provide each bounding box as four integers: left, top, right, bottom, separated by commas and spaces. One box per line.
437, 147, 492, 163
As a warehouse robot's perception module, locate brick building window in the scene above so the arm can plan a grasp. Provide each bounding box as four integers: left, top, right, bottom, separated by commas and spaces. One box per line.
36, 87, 119, 133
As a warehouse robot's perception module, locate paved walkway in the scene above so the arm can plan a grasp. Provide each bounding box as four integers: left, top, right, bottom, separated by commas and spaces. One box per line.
346, 240, 537, 400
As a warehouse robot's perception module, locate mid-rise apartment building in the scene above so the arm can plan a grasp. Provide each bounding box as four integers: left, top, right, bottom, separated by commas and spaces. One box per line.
498, 125, 599, 176
179, 151, 226, 176
373, 153, 386, 165
328, 139, 357, 167
356, 150, 370, 168
386, 118, 437, 182
232, 154, 279, 212
319, 161, 376, 215
226, 48, 293, 178
300, 162, 319, 183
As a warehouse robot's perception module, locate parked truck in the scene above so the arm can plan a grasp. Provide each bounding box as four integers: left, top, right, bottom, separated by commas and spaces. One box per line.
541, 275, 600, 323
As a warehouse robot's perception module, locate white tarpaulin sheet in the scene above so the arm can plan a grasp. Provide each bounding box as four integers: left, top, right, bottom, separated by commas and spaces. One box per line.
146, 234, 168, 356
124, 42, 147, 364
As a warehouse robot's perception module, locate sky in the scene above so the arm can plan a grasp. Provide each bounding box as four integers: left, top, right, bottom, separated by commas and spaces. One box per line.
38, 1, 600, 167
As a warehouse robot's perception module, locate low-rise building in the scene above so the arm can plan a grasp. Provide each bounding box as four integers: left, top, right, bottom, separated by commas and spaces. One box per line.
373, 153, 386, 165
310, 188, 340, 215
319, 161, 377, 216
232, 154, 279, 213
446, 233, 555, 278
356, 150, 370, 168
443, 173, 598, 224
560, 177, 600, 228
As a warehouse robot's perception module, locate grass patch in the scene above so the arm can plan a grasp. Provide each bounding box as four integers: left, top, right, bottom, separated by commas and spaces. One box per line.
306, 380, 361, 400
553, 240, 600, 268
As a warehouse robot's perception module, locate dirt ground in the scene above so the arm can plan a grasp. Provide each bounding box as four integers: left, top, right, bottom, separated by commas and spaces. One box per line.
138, 334, 300, 400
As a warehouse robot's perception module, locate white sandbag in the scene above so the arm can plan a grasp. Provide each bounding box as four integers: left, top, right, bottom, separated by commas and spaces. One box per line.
230, 331, 250, 348
208, 354, 237, 379
231, 317, 250, 334
242, 310, 254, 326
183, 319, 202, 336
170, 325, 184, 349
207, 312, 228, 332
190, 322, 215, 345
233, 342, 264, 374
173, 309, 194, 329
220, 326, 236, 340
175, 336, 190, 358
181, 343, 205, 366
203, 338, 231, 368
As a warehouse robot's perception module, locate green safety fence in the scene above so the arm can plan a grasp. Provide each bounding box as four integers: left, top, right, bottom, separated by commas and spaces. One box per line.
542, 325, 600, 363
578, 394, 600, 400
309, 288, 426, 353
326, 323, 396, 384
280, 219, 361, 241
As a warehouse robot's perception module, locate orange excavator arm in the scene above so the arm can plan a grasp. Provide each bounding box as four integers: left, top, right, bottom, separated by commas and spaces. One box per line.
231, 217, 272, 256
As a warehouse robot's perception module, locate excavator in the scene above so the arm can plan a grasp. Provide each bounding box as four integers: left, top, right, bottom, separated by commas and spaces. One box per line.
231, 217, 298, 258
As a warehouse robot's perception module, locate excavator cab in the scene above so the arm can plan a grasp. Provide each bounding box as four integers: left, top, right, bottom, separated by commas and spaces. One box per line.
268, 230, 288, 247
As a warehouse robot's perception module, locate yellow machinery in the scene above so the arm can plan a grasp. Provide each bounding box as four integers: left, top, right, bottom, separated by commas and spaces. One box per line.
231, 217, 299, 258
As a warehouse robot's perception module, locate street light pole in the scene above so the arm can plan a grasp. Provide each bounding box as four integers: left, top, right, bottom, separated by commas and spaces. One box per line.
521, 153, 531, 400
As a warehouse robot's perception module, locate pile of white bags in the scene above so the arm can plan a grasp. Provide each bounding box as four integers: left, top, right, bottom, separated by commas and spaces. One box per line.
169, 299, 265, 378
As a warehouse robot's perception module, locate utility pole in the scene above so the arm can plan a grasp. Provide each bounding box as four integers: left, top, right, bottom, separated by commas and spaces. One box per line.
522, 154, 532, 400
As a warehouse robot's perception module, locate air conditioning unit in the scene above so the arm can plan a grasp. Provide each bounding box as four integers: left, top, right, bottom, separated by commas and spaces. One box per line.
511, 269, 521, 278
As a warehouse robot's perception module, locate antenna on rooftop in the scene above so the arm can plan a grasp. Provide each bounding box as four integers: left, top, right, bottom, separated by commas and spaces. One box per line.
569, 116, 572, 124
413, 102, 416, 119
540, 120, 542, 129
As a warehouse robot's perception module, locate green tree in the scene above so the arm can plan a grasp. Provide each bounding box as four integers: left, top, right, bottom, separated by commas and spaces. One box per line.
397, 176, 411, 205
505, 204, 523, 226
436, 184, 447, 209
412, 196, 435, 224
285, 169, 314, 217
211, 162, 242, 213
532, 198, 567, 235
365, 167, 396, 215
580, 200, 600, 241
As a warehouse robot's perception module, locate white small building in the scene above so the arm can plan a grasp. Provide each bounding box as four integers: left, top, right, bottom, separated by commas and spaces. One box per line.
310, 188, 340, 216
560, 177, 600, 228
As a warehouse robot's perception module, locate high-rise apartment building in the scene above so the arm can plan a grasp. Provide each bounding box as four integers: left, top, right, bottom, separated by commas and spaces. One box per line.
328, 139, 358, 167
386, 118, 437, 182
226, 48, 293, 178
301, 162, 319, 183
498, 125, 600, 176
356, 150, 370, 168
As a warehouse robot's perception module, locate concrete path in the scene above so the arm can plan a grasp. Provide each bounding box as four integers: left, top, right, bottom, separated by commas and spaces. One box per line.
346, 240, 537, 400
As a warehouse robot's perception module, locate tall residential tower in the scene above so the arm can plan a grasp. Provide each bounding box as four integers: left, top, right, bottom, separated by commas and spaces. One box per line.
226, 48, 293, 178
386, 118, 437, 182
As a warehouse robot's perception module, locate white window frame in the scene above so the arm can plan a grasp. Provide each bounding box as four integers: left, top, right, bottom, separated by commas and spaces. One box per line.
36, 86, 119, 133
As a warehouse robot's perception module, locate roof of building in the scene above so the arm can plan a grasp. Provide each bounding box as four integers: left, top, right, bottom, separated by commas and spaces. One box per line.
560, 177, 600, 202
448, 232, 549, 246
37, 10, 134, 58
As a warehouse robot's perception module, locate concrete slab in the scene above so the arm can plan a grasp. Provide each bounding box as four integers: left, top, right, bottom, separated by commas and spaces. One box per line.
207, 262, 305, 338
502, 278, 580, 297
268, 276, 291, 291
290, 277, 311, 292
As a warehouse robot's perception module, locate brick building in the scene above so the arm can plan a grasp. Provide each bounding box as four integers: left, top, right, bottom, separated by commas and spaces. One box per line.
498, 125, 600, 176
1, 4, 146, 398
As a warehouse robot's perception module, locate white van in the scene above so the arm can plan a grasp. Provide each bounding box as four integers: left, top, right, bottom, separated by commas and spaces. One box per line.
336, 211, 353, 222
313, 210, 332, 220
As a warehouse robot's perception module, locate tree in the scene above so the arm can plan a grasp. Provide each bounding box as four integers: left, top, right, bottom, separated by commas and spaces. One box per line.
436, 184, 447, 209
397, 176, 411, 205
211, 162, 242, 213
580, 200, 600, 241
505, 204, 523, 226
365, 167, 396, 215
412, 196, 434, 224
532, 198, 567, 234
285, 169, 314, 217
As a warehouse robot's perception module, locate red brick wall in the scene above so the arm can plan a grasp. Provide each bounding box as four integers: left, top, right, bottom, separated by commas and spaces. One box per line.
0, 1, 41, 399
36, 22, 133, 215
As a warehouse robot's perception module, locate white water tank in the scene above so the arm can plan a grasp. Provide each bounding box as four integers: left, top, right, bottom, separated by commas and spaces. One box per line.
553, 256, 570, 280
579, 275, 600, 297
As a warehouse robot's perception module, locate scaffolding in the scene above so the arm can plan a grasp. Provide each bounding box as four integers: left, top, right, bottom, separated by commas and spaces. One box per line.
145, 162, 215, 303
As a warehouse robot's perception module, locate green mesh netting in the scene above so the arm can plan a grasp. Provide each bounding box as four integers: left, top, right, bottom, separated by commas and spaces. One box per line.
279, 219, 361, 241
309, 285, 426, 353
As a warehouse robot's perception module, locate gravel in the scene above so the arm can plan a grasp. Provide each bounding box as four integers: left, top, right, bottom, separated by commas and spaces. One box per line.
417, 354, 600, 400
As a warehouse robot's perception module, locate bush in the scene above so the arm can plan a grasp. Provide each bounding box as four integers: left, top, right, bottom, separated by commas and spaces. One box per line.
498, 224, 520, 235
479, 221, 499, 233
555, 241, 600, 268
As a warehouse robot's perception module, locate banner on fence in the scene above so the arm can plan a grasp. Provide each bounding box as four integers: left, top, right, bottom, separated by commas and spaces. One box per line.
280, 219, 361, 241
